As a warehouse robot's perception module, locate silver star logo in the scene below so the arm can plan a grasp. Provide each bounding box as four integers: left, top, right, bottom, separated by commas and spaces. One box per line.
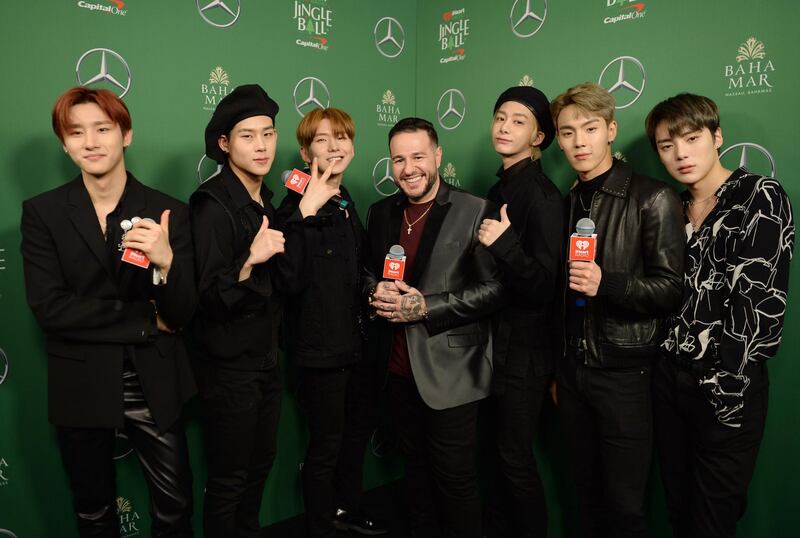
293, 76, 331, 117
598, 55, 646, 109
0, 347, 7, 386
197, 154, 223, 184
113, 430, 134, 460
373, 157, 398, 197
196, 0, 241, 28
0, 530, 16, 538
436, 88, 466, 130
720, 142, 776, 178
374, 16, 405, 58
509, 0, 547, 38
75, 48, 132, 98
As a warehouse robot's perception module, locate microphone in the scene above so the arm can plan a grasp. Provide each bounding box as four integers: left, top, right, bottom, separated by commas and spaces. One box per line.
568, 217, 597, 262
281, 168, 349, 209
382, 244, 407, 280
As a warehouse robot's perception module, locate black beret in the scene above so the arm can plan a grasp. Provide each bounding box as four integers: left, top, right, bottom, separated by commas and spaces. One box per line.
493, 86, 555, 151
205, 84, 279, 163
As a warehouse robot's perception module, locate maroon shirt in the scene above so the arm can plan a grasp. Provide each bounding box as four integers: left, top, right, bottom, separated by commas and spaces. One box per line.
388, 200, 434, 378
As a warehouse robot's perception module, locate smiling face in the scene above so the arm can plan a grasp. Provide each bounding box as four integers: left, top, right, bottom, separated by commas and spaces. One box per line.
655, 122, 724, 189
555, 104, 617, 181
62, 102, 131, 180
219, 115, 277, 182
389, 129, 442, 204
491, 100, 543, 164
300, 118, 355, 182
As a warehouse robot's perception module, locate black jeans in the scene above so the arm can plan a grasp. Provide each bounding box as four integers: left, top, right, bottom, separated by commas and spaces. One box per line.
298, 360, 381, 538
556, 348, 652, 538
197, 362, 282, 538
56, 366, 193, 538
387, 374, 482, 538
653, 357, 768, 538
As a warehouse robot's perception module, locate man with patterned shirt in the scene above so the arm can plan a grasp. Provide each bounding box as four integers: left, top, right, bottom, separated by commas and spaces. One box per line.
646, 93, 794, 538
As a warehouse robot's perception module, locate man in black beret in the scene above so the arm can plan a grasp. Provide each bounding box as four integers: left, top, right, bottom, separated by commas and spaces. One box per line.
477, 85, 562, 537
189, 84, 286, 538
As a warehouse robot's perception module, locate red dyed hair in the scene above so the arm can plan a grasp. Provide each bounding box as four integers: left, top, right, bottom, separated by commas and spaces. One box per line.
51, 87, 132, 142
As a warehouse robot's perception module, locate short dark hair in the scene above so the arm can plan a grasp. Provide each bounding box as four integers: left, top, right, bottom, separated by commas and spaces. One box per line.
388, 117, 439, 147
645, 93, 720, 150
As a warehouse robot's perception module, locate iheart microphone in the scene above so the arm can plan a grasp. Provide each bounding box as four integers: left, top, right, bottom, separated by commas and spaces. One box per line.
281, 169, 349, 209
382, 244, 407, 280
568, 217, 597, 262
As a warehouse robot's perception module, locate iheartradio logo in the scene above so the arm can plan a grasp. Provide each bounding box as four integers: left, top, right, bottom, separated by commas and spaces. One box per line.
575, 239, 591, 251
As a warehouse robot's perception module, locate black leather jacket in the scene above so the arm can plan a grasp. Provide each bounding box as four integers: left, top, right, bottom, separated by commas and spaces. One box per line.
564, 160, 685, 368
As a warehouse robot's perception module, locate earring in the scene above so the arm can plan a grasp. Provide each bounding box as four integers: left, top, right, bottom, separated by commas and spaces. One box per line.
63, 148, 68, 154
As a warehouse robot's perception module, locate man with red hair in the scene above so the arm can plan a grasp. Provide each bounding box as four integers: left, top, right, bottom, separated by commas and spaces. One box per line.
21, 87, 196, 537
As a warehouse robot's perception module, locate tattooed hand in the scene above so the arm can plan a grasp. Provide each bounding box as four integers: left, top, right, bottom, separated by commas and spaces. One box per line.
372, 280, 427, 323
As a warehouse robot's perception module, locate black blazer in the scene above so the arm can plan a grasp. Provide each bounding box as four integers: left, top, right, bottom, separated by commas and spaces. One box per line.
363, 181, 506, 410
21, 174, 197, 432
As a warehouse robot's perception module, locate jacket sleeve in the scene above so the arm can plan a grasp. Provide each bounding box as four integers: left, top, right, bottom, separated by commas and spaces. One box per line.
21, 199, 156, 344
191, 194, 271, 321
601, 186, 685, 315
361, 205, 381, 299
151, 203, 197, 329
424, 202, 507, 335
701, 178, 794, 427
272, 192, 313, 296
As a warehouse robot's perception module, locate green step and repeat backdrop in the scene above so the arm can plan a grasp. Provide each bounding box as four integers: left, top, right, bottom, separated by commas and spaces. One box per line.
0, 1, 798, 537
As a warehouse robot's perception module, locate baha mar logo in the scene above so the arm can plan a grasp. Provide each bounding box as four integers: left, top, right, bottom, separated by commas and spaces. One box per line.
202, 66, 231, 111
117, 497, 142, 537
724, 37, 775, 97
604, 1, 646, 25
294, 0, 333, 51
442, 162, 461, 187
77, 0, 127, 16
376, 90, 401, 127
439, 8, 469, 64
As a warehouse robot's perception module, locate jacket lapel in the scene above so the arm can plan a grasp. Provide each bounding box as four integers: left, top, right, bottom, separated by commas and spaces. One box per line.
67, 177, 115, 281
116, 175, 148, 290
409, 182, 452, 287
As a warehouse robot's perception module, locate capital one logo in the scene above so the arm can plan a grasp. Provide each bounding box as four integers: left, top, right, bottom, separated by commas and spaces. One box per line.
293, 76, 331, 117
436, 88, 466, 130
509, 0, 547, 38
373, 157, 398, 197
76, 48, 132, 98
720, 142, 776, 178
598, 55, 646, 109
0, 347, 8, 386
374, 16, 405, 58
576, 239, 590, 251
197, 0, 240, 28
197, 154, 223, 184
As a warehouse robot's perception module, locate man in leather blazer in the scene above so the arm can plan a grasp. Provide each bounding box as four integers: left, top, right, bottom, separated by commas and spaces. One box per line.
366, 117, 505, 538
21, 87, 196, 537
550, 83, 685, 538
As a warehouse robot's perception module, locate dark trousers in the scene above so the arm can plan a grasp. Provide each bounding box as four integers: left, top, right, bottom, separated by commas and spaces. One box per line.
56, 367, 193, 538
653, 357, 768, 538
298, 361, 380, 538
197, 363, 282, 538
486, 360, 550, 538
387, 374, 482, 538
556, 348, 652, 538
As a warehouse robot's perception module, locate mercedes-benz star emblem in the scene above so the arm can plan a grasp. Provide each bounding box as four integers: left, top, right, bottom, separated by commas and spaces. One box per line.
598, 55, 646, 109
374, 17, 405, 58
373, 157, 398, 197
510, 0, 547, 38
114, 430, 134, 460
720, 142, 777, 178
436, 89, 466, 130
76, 48, 132, 98
293, 77, 331, 117
197, 154, 223, 184
0, 529, 19, 538
0, 347, 8, 386
197, 0, 241, 28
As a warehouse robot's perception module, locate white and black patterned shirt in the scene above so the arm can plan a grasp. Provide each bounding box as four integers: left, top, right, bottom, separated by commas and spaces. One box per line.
662, 168, 794, 427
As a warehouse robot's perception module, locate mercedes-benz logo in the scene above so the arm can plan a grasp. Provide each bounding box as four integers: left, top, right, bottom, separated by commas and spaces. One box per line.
374, 17, 405, 58
293, 76, 331, 117
510, 0, 547, 38
76, 48, 132, 98
373, 157, 398, 197
113, 430, 134, 460
0, 348, 8, 386
197, 0, 240, 28
0, 529, 19, 538
598, 55, 646, 109
197, 154, 223, 184
720, 142, 777, 178
436, 88, 466, 130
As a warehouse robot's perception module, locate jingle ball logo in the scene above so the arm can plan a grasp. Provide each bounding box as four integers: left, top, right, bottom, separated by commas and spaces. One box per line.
439, 8, 469, 64
442, 162, 461, 187
294, 0, 333, 51
724, 37, 775, 97
376, 89, 401, 128
76, 0, 127, 16
201, 66, 231, 111
604, 1, 647, 25
117, 497, 142, 537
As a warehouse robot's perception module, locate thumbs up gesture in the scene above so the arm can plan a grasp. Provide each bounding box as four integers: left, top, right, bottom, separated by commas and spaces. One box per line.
246, 216, 286, 266
123, 209, 174, 273
477, 203, 511, 247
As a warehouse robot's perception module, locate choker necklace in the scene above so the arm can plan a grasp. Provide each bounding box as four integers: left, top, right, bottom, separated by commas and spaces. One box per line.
404, 202, 434, 235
